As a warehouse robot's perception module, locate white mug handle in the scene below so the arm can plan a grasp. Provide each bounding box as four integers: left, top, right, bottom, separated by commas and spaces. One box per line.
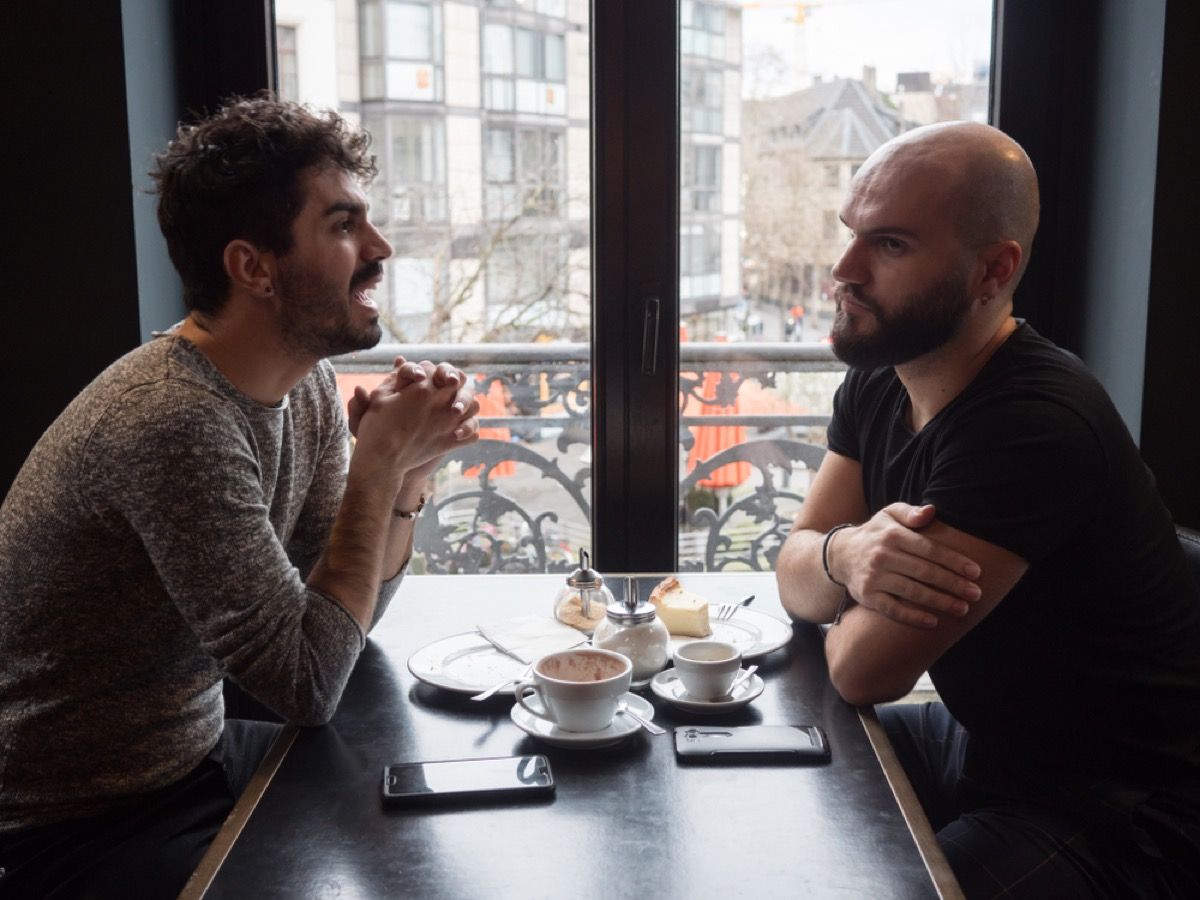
513, 681, 556, 723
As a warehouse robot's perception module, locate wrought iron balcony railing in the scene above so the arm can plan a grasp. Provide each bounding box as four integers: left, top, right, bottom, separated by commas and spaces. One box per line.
334, 342, 845, 574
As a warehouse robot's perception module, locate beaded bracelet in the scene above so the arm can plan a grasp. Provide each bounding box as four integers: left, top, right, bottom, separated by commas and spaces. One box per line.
393, 493, 427, 519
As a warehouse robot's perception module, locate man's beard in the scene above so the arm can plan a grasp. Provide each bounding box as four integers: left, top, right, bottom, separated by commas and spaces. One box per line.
830, 272, 973, 369
277, 260, 383, 359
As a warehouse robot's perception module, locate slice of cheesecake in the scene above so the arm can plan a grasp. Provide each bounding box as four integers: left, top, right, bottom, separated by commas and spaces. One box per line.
648, 577, 712, 637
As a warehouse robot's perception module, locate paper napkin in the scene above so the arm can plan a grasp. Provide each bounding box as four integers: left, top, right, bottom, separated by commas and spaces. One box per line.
476, 615, 587, 664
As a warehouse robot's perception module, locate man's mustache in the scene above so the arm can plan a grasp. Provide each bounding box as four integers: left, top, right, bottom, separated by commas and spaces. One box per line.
351, 261, 384, 289
835, 284, 879, 314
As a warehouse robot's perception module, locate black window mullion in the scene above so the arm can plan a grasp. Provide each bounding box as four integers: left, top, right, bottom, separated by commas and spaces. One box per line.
592, 0, 680, 572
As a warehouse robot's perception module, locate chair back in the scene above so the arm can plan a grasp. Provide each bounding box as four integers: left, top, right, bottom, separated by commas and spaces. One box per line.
1178, 528, 1200, 592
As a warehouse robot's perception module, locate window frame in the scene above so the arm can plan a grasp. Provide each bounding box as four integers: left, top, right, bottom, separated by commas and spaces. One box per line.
201, 0, 1191, 564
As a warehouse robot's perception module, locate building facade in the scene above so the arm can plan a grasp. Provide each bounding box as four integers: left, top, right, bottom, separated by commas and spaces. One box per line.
275, 0, 745, 344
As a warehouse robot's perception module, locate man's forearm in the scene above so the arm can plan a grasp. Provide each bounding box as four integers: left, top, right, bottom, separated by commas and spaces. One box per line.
776, 527, 854, 624
380, 474, 429, 580
307, 459, 406, 632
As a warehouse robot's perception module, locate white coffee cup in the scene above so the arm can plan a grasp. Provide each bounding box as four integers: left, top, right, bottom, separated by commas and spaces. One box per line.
513, 647, 633, 732
672, 640, 743, 700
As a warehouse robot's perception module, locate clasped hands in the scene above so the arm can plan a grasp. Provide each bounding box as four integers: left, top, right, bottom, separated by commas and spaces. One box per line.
826, 503, 983, 629
347, 356, 481, 487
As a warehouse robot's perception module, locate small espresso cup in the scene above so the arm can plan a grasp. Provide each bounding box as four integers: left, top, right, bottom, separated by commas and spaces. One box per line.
513, 647, 633, 732
672, 640, 743, 700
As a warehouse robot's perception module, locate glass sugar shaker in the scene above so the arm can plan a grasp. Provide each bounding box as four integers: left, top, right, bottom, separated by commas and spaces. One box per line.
553, 549, 612, 635
593, 577, 670, 681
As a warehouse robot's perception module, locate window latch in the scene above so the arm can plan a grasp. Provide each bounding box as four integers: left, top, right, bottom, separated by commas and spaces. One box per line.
641, 296, 660, 375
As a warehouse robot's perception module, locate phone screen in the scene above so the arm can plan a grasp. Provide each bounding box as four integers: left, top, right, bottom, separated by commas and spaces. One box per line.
383, 755, 554, 804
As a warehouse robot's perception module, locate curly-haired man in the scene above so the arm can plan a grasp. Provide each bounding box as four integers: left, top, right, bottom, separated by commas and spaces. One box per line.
0, 96, 479, 895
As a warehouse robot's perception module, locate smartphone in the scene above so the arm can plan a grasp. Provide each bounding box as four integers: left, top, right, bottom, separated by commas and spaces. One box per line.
674, 725, 830, 763
381, 755, 555, 807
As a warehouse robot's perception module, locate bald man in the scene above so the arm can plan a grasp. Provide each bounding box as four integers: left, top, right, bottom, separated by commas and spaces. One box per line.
777, 122, 1200, 896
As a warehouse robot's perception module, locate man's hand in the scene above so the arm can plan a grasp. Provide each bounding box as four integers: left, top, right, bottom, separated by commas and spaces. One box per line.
349, 357, 481, 484
348, 356, 476, 441
828, 503, 983, 629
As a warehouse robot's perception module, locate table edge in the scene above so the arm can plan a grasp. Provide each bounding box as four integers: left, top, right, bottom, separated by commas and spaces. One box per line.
858, 706, 964, 900
179, 725, 300, 900
189, 709, 965, 900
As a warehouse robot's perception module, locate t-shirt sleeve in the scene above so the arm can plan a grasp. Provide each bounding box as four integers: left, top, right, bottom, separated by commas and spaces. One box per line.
922, 398, 1106, 563
826, 372, 861, 461
80, 385, 364, 726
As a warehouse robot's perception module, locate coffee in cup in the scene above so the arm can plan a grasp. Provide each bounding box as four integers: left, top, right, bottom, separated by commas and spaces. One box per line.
672, 640, 742, 700
513, 647, 633, 732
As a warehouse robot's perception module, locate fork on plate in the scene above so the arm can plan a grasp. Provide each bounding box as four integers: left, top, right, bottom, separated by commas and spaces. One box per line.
715, 594, 755, 621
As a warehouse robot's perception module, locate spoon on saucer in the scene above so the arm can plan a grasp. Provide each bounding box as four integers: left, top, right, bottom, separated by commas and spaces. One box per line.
723, 664, 758, 698
617, 700, 665, 735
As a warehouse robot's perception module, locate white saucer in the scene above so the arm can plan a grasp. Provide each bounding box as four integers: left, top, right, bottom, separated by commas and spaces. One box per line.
509, 692, 656, 748
650, 668, 764, 713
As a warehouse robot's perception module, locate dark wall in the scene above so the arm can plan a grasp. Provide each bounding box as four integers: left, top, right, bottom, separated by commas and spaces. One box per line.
3, 2, 143, 494
1140, 0, 1200, 528
995, 0, 1198, 527
0, 0, 273, 498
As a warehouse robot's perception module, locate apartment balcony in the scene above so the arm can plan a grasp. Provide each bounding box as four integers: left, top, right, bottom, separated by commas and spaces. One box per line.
334, 341, 845, 575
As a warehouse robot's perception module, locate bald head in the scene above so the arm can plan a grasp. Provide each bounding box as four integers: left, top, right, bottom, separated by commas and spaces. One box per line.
856, 122, 1040, 286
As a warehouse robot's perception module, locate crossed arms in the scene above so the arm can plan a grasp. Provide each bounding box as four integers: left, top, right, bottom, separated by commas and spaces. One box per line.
775, 450, 1029, 705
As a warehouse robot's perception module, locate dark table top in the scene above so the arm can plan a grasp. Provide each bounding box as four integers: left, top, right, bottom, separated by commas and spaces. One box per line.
188, 572, 955, 899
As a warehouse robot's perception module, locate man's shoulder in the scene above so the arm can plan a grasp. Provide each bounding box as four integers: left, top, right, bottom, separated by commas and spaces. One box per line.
966, 324, 1122, 436
73, 339, 254, 463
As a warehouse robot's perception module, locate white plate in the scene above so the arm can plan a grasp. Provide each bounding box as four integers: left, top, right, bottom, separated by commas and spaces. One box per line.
669, 607, 792, 660
407, 632, 531, 695
509, 692, 655, 748
650, 668, 764, 713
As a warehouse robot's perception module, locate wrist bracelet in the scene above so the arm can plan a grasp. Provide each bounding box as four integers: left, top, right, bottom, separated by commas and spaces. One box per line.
393, 493, 427, 519
821, 523, 854, 587
822, 524, 855, 625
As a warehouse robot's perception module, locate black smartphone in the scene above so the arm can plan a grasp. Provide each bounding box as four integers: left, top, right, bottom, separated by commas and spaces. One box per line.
381, 755, 555, 807
674, 725, 830, 763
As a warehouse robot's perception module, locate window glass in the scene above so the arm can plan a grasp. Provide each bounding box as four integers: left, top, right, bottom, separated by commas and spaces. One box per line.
283, 0, 590, 575
515, 28, 539, 78
544, 33, 565, 82
360, 0, 383, 57
483, 23, 513, 74
275, 0, 991, 574
276, 25, 299, 102
485, 128, 514, 182
387, 2, 432, 60
682, 65, 722, 133
682, 143, 721, 213
677, 0, 993, 570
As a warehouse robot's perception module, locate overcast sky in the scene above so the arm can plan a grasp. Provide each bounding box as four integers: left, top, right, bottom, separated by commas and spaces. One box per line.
739, 0, 994, 97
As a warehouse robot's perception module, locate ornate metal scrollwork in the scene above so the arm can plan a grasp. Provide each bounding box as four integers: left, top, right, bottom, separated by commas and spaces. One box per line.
338, 342, 842, 575
680, 439, 827, 571
414, 437, 591, 574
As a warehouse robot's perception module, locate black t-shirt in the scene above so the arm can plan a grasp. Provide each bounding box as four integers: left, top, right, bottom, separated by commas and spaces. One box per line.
828, 322, 1200, 819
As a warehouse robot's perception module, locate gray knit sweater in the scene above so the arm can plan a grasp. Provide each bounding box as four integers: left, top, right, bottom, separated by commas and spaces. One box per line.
0, 334, 399, 832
